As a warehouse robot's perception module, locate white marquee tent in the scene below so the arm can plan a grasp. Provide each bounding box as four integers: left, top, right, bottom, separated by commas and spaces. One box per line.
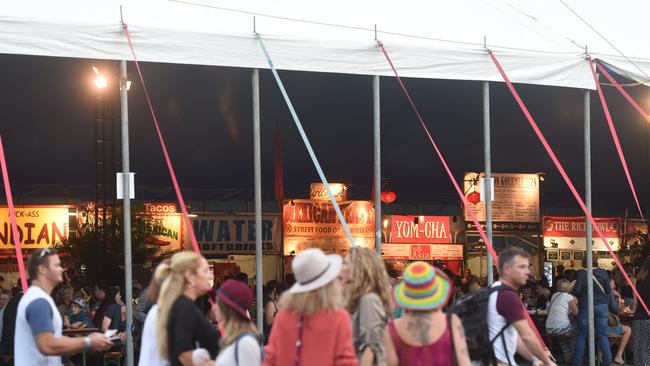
2, 0, 650, 89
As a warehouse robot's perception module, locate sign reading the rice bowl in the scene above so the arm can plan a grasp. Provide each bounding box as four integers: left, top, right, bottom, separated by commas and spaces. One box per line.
0, 206, 70, 248
463, 172, 539, 223
543, 216, 621, 251
283, 199, 375, 255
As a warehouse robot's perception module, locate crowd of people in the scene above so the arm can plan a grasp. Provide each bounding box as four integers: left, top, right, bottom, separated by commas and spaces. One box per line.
2, 246, 650, 365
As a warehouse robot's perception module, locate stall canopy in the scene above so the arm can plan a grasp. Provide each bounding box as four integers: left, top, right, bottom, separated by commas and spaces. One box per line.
2, 0, 649, 89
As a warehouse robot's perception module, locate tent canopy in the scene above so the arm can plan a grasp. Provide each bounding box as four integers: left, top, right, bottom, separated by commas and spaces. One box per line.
2, 0, 649, 89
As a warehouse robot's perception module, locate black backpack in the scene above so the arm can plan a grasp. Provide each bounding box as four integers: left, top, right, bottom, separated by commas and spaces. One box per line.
447, 285, 516, 365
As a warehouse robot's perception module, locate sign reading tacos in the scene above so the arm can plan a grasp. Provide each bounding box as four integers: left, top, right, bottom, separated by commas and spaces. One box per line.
0, 206, 70, 248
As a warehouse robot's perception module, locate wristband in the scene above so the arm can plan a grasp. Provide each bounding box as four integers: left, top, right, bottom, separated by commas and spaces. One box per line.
84, 336, 91, 352
530, 355, 540, 365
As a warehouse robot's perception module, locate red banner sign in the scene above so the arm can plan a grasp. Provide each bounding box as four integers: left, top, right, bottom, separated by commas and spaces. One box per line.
389, 215, 451, 244
543, 216, 621, 251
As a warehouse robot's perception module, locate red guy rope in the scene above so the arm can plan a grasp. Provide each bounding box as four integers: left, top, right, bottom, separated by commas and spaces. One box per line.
0, 136, 28, 292
121, 25, 200, 253
594, 62, 650, 124
377, 43, 547, 349
488, 51, 650, 317
587, 57, 650, 243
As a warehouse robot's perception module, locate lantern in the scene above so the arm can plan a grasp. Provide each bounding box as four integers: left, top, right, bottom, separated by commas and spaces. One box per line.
467, 191, 481, 205
380, 191, 397, 204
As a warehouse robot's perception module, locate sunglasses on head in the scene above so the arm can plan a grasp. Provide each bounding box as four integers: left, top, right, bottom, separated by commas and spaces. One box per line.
36, 248, 54, 260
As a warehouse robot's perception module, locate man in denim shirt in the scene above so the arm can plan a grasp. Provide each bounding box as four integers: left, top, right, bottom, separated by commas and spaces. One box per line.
571, 252, 611, 366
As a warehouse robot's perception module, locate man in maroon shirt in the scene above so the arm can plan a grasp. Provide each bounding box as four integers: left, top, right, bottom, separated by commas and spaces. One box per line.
488, 248, 556, 366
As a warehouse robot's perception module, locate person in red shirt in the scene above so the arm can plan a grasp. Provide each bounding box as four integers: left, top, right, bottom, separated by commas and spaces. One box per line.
264, 248, 357, 366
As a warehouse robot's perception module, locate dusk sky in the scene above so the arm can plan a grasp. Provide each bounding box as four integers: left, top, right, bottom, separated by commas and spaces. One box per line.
1, 53, 650, 216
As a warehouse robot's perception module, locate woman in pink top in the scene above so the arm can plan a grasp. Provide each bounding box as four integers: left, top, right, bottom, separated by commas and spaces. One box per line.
384, 261, 470, 366
264, 248, 358, 366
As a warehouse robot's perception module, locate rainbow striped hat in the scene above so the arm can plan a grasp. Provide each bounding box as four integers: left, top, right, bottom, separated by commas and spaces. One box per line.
394, 261, 452, 311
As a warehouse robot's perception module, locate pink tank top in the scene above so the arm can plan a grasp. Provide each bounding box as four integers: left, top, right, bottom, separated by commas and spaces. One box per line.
388, 317, 454, 366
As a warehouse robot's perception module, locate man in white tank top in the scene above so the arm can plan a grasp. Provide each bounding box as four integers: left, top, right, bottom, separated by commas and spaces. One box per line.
487, 248, 556, 366
15, 248, 113, 366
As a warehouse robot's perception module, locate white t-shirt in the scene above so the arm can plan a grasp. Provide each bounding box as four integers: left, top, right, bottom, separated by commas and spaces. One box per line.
545, 292, 575, 330
215, 334, 261, 366
15, 286, 63, 366
137, 304, 170, 366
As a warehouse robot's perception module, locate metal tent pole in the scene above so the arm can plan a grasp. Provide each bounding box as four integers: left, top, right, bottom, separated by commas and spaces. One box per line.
585, 89, 595, 366
373, 75, 381, 253
483, 81, 494, 285
119, 60, 134, 366
252, 68, 264, 336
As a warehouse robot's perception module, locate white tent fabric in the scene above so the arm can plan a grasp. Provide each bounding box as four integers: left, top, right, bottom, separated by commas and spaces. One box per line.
1, 0, 649, 89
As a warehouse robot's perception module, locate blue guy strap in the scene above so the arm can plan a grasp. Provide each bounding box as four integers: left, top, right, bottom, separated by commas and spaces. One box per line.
256, 34, 356, 247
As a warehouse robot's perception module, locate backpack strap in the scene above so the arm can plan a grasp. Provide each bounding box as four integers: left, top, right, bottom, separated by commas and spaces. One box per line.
234, 331, 258, 366
448, 313, 457, 366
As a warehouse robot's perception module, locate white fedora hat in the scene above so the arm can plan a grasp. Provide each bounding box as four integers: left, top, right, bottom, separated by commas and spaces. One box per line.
289, 248, 342, 294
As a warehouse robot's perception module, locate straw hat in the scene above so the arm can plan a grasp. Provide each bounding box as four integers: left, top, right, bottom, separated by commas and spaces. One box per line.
217, 279, 253, 319
289, 248, 342, 294
394, 261, 452, 311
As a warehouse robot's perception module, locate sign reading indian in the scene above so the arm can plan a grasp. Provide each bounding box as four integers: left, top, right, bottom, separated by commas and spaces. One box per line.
0, 206, 70, 248
543, 216, 621, 251
389, 215, 451, 244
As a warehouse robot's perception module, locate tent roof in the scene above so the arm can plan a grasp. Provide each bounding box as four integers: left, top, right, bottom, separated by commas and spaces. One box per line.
2, 0, 649, 89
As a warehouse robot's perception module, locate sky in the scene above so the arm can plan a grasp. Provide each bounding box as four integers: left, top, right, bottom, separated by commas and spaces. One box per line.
1, 54, 650, 217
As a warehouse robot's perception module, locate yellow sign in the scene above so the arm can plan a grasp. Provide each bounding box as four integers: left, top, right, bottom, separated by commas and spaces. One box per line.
0, 206, 70, 248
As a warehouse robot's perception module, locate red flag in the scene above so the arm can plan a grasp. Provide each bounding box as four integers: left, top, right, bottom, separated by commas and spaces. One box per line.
274, 120, 284, 208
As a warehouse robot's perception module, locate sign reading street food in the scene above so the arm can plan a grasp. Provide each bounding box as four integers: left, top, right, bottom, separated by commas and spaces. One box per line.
388, 215, 451, 244
543, 216, 621, 251
283, 199, 374, 255
463, 172, 540, 224
0, 206, 70, 248
381, 243, 463, 260
189, 213, 281, 255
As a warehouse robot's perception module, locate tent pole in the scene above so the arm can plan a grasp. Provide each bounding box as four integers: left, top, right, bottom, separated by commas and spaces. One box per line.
483, 81, 494, 285
373, 75, 381, 253
119, 60, 134, 366
252, 68, 264, 337
585, 89, 595, 366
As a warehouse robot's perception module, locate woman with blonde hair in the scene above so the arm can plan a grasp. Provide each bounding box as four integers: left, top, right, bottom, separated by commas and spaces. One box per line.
156, 251, 220, 366
264, 248, 358, 366
137, 259, 171, 366
340, 247, 391, 366
545, 279, 578, 364
193, 279, 261, 366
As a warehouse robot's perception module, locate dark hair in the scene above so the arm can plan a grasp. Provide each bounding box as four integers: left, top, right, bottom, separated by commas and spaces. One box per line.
498, 247, 530, 273
638, 257, 650, 282
263, 280, 282, 304
581, 251, 598, 268
27, 248, 57, 279
92, 286, 120, 327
